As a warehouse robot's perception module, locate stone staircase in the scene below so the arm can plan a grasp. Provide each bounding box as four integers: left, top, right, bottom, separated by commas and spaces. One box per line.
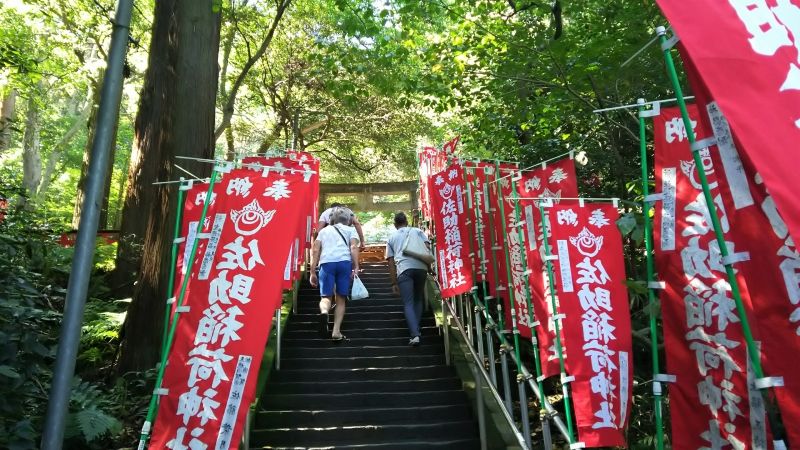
251, 261, 480, 449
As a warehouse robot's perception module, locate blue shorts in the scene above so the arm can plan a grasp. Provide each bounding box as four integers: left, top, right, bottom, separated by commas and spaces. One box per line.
319, 260, 353, 297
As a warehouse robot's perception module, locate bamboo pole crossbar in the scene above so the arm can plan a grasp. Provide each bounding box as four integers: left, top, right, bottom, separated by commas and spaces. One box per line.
487, 150, 575, 186
592, 96, 695, 114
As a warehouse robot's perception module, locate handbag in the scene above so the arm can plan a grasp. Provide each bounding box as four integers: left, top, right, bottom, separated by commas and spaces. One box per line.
400, 228, 435, 265
350, 275, 369, 300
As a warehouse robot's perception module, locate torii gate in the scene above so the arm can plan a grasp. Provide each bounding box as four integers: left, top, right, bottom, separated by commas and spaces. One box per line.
317, 180, 419, 218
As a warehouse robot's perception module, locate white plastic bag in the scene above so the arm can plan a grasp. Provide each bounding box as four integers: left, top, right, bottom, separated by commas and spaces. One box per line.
351, 276, 369, 300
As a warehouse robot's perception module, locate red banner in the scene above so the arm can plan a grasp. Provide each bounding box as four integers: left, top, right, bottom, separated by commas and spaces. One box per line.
466, 163, 502, 293
683, 62, 800, 447
285, 150, 321, 249
442, 136, 460, 156
150, 165, 311, 450
516, 158, 579, 378
547, 203, 632, 448
464, 163, 490, 284
653, 105, 768, 449
486, 164, 518, 322
173, 180, 222, 300
241, 155, 318, 287
656, 0, 800, 251
419, 146, 448, 222
430, 162, 474, 298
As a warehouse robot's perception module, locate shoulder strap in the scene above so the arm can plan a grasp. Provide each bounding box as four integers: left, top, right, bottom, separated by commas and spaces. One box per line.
332, 224, 351, 250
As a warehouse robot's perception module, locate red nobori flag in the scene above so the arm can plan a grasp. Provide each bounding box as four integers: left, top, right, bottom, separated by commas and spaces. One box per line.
684, 60, 800, 447
419, 146, 448, 222
486, 164, 517, 321
241, 156, 318, 287
547, 203, 632, 447
284, 151, 321, 249
515, 158, 579, 378
464, 162, 501, 289
501, 169, 534, 340
655, 0, 800, 253
442, 136, 460, 156
430, 162, 474, 298
463, 163, 488, 283
150, 168, 307, 450
173, 181, 220, 296
653, 105, 768, 449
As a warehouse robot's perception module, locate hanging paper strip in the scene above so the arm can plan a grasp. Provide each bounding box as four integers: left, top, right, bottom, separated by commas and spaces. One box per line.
682, 55, 800, 447
429, 162, 474, 298
515, 158, 579, 378
653, 104, 768, 449
655, 0, 800, 249
150, 168, 310, 450
547, 203, 632, 448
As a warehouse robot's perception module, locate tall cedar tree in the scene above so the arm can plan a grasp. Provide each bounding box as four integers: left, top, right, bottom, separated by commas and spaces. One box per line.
116, 0, 221, 373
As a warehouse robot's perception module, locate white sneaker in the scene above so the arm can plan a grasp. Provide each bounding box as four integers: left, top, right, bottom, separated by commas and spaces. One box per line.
408, 336, 420, 346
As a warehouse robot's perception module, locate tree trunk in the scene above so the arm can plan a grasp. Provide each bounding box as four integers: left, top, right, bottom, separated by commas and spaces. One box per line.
225, 123, 235, 160
112, 0, 178, 296
0, 89, 17, 153
20, 94, 41, 210
116, 0, 221, 374
73, 76, 119, 229
39, 101, 91, 200
218, 19, 237, 161
111, 150, 130, 229
98, 144, 117, 229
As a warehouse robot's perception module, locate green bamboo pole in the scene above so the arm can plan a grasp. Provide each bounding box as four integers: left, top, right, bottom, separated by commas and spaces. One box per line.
494, 161, 525, 371
160, 181, 187, 359
510, 179, 548, 407
137, 167, 222, 450
494, 161, 538, 447
485, 164, 507, 331
463, 172, 573, 442
657, 26, 786, 443
461, 164, 479, 281
467, 167, 491, 304
415, 150, 423, 221
467, 166, 501, 386
637, 99, 665, 450
538, 202, 576, 443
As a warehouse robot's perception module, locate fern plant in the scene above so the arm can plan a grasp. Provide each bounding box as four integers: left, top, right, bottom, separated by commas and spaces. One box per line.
65, 379, 122, 444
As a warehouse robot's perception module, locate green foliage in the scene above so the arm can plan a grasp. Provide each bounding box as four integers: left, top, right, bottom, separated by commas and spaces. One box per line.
0, 0, 686, 446
0, 8, 38, 75
65, 380, 122, 443
0, 207, 151, 448
0, 0, 151, 228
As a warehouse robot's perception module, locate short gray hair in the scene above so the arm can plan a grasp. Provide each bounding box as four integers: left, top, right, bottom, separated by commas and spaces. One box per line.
331, 207, 351, 225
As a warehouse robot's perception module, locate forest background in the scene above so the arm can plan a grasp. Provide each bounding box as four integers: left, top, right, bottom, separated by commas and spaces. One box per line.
0, 0, 681, 448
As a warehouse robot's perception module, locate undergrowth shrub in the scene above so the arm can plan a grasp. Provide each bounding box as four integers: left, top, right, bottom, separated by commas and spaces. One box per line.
0, 207, 151, 449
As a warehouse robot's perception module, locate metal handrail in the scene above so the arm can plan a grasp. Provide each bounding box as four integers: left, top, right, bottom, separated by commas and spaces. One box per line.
441, 291, 575, 448
443, 299, 530, 450
480, 308, 572, 443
